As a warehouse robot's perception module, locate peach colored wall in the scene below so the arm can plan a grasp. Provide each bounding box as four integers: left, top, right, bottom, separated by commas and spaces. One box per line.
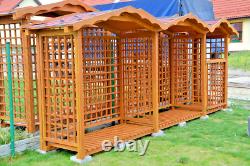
229, 18, 250, 51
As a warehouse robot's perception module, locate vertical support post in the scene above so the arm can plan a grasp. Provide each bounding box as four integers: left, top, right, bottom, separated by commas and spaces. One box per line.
0, 34, 4, 120
111, 35, 115, 120
36, 34, 47, 151
152, 32, 159, 132
169, 34, 175, 108
22, 31, 35, 133
117, 35, 125, 123
201, 34, 208, 114
192, 38, 197, 104
36, 34, 55, 152
74, 30, 86, 159
224, 35, 229, 108
6, 42, 15, 156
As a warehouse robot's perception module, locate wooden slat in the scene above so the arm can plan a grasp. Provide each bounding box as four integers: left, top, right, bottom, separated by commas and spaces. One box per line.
201, 34, 207, 114
84, 124, 153, 155
206, 59, 226, 63
152, 32, 159, 132
159, 109, 202, 129
224, 36, 229, 108
22, 31, 35, 133
36, 34, 46, 150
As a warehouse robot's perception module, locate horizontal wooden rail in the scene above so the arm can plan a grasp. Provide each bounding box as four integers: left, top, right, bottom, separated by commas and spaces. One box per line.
206, 59, 226, 63
173, 104, 203, 111
207, 103, 227, 110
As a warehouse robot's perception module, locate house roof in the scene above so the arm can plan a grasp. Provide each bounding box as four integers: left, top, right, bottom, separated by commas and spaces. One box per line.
0, 0, 41, 14
0, 0, 23, 14
212, 0, 250, 19
83, 0, 131, 6
13, 0, 96, 20
24, 6, 167, 32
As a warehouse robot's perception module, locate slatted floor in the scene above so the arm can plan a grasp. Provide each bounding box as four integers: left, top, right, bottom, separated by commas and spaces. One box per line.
159, 109, 203, 129
70, 109, 205, 156
84, 124, 154, 155
207, 104, 226, 114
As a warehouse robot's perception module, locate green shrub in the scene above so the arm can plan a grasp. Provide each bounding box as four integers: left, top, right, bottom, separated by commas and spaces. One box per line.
0, 127, 31, 145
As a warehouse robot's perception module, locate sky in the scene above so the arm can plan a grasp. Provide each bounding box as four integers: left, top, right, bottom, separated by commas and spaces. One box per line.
39, 0, 63, 5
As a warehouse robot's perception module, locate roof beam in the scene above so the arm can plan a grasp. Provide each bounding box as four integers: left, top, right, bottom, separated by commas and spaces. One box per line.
64, 26, 73, 33
177, 21, 208, 34
108, 14, 161, 32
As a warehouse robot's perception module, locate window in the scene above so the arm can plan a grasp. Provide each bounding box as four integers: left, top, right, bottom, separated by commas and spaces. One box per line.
231, 22, 243, 42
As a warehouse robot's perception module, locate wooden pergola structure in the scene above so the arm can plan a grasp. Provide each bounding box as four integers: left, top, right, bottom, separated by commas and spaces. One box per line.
156, 15, 237, 129
157, 14, 210, 130
22, 6, 237, 160
206, 19, 238, 114
0, 0, 96, 132
24, 6, 167, 159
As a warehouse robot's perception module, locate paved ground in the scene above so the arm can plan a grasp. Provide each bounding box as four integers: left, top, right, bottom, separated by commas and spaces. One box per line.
228, 69, 250, 101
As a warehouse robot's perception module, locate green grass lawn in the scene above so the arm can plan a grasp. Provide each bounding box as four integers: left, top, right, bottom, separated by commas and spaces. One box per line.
1, 100, 250, 166
229, 51, 250, 71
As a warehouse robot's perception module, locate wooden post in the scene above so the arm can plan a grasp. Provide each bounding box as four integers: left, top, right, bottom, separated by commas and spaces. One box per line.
22, 31, 35, 133
224, 35, 229, 108
201, 34, 208, 114
169, 34, 175, 109
117, 35, 125, 123
152, 32, 159, 132
74, 30, 86, 159
36, 34, 47, 151
192, 38, 197, 104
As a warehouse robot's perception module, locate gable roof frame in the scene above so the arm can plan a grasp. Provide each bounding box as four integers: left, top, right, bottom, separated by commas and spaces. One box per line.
13, 0, 96, 20
208, 19, 238, 36
159, 13, 209, 34
72, 6, 167, 32
25, 6, 167, 34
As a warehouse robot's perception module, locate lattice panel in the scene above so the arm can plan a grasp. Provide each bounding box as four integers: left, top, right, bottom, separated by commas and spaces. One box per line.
0, 23, 26, 123
159, 33, 170, 107
172, 34, 202, 105
82, 28, 120, 128
30, 33, 39, 122
207, 62, 226, 106
42, 35, 77, 144
206, 38, 225, 59
121, 35, 153, 118
206, 37, 226, 107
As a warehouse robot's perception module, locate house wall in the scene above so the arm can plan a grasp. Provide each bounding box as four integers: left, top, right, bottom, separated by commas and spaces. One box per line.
229, 18, 250, 51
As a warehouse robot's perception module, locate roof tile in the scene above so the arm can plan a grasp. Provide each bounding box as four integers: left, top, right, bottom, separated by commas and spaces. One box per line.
212, 0, 250, 19
83, 0, 131, 6
0, 0, 22, 13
